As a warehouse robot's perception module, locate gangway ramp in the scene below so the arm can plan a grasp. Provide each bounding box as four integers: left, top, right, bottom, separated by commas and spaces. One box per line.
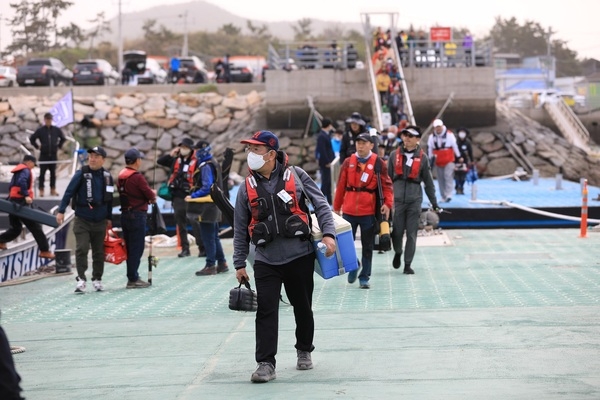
543, 99, 591, 153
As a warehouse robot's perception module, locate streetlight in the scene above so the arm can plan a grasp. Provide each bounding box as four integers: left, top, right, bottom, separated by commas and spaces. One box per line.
179, 11, 188, 57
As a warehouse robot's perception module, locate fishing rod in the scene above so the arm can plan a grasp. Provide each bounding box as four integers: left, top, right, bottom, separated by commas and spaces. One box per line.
148, 126, 162, 284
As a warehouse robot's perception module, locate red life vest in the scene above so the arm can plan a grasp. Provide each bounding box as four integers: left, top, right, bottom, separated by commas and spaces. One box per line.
168, 155, 197, 189
245, 166, 311, 246
8, 163, 33, 199
345, 153, 378, 192
395, 148, 423, 180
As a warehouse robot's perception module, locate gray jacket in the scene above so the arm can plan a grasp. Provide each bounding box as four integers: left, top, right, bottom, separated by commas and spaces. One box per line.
233, 162, 335, 268
387, 145, 439, 208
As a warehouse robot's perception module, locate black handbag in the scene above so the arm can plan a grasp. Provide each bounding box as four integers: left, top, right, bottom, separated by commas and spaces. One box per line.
229, 280, 258, 312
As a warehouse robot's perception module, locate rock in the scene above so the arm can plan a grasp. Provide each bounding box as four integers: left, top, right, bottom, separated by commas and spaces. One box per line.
114, 95, 143, 109
486, 157, 518, 176
189, 112, 214, 128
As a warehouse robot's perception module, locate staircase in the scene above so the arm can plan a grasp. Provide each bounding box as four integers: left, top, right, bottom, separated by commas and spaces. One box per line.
543, 98, 591, 152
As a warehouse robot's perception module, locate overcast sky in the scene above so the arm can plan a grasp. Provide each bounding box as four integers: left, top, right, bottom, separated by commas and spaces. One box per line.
2, 0, 599, 61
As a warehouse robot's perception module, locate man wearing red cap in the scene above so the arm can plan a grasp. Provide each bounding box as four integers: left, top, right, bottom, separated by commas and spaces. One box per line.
233, 130, 337, 383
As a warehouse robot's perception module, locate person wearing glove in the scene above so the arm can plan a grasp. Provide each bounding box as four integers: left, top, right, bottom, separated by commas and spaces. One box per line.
387, 126, 440, 274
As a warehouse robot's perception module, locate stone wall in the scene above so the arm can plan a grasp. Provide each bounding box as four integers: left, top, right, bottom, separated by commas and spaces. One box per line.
1, 93, 599, 187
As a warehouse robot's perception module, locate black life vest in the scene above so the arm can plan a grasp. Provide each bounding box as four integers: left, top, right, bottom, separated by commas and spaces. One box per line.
245, 162, 311, 247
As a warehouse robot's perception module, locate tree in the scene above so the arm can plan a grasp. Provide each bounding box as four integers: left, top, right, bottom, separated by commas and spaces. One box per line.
87, 11, 111, 58
219, 24, 241, 36
246, 20, 271, 40
41, 0, 73, 48
58, 22, 85, 48
293, 18, 313, 42
485, 16, 582, 77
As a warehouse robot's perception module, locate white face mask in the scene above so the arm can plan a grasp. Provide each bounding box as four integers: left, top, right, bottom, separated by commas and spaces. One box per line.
180, 148, 191, 157
458, 131, 467, 140
387, 132, 396, 140
247, 151, 268, 170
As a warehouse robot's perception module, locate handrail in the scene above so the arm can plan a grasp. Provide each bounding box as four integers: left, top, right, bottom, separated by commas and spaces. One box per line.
544, 98, 590, 152
387, 24, 416, 126
360, 14, 384, 131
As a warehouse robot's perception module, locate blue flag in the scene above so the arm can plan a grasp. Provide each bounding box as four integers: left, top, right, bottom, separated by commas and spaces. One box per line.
49, 90, 74, 128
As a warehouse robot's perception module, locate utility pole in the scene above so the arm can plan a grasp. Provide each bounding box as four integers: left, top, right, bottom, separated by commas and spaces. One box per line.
118, 0, 123, 80
180, 10, 188, 57
546, 28, 552, 90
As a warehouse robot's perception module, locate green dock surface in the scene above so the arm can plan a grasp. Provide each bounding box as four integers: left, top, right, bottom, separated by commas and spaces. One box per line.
1, 229, 599, 399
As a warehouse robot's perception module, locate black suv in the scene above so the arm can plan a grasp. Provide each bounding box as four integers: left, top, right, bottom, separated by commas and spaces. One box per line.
72, 59, 119, 85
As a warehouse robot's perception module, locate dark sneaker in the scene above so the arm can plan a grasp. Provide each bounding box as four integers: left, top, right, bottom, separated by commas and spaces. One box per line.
359, 280, 370, 289
403, 265, 415, 275
392, 253, 401, 269
347, 269, 358, 284
296, 350, 313, 370
178, 249, 191, 258
251, 362, 276, 383
126, 279, 151, 289
195, 265, 216, 276
217, 262, 229, 273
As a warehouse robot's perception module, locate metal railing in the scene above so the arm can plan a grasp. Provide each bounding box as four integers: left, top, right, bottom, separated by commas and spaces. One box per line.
268, 41, 358, 70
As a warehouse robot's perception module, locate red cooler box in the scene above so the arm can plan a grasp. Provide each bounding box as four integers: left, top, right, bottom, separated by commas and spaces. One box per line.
311, 213, 359, 279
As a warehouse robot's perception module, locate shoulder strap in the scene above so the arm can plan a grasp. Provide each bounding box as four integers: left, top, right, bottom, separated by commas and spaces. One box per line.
290, 166, 313, 209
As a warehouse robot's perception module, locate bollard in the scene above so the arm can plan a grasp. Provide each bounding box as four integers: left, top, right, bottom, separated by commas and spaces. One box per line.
532, 169, 539, 185
555, 173, 563, 190
54, 249, 72, 273
471, 183, 478, 201
579, 179, 588, 238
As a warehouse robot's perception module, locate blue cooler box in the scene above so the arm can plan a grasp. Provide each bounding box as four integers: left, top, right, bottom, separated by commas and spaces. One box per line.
311, 213, 359, 279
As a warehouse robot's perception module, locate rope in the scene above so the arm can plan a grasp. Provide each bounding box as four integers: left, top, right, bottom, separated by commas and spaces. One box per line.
10, 346, 26, 354
471, 199, 600, 224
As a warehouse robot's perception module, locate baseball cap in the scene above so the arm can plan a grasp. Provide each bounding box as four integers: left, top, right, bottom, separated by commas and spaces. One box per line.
23, 154, 37, 166
124, 148, 144, 164
241, 130, 279, 151
433, 119, 444, 127
194, 140, 210, 149
43, 112, 53, 120
178, 138, 194, 148
355, 133, 373, 143
401, 127, 421, 138
87, 146, 107, 158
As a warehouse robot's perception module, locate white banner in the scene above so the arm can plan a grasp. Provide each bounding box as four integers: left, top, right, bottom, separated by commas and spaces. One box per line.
49, 90, 74, 128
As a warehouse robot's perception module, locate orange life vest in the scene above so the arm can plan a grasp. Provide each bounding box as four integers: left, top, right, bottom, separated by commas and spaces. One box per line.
8, 163, 33, 199
345, 153, 378, 193
168, 155, 197, 190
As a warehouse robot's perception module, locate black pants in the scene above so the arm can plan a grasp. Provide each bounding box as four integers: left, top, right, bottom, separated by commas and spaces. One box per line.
38, 159, 57, 190
254, 252, 316, 368
0, 324, 24, 400
172, 197, 190, 251
0, 203, 49, 252
319, 165, 332, 204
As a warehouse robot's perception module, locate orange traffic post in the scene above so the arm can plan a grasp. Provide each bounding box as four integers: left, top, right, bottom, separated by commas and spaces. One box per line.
579, 179, 588, 238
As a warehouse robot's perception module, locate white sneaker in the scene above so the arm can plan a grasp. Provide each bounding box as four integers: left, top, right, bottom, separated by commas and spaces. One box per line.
75, 278, 86, 294
92, 280, 104, 292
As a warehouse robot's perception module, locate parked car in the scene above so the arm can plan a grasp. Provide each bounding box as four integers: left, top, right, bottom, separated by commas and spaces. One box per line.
228, 62, 254, 83
16, 58, 72, 86
123, 51, 167, 84
178, 56, 208, 83
72, 59, 119, 85
0, 66, 17, 87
